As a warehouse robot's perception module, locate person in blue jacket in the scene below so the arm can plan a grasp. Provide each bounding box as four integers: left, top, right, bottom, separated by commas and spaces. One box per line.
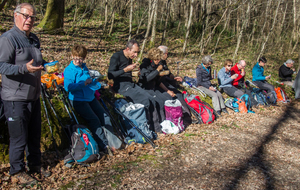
64, 45, 113, 156
252, 57, 275, 93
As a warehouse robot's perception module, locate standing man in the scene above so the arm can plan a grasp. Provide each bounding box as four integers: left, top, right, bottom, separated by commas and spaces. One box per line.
0, 3, 49, 185
108, 39, 160, 132
231, 60, 258, 107
279, 59, 295, 87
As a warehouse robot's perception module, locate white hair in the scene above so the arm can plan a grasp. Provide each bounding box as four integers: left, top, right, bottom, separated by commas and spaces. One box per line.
158, 45, 168, 54
202, 55, 213, 65
285, 59, 294, 64
14, 3, 36, 15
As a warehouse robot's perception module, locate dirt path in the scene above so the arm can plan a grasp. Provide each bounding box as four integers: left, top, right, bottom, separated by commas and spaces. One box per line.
1, 101, 300, 189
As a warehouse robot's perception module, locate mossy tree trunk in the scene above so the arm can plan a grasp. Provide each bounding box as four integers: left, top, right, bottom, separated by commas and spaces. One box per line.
37, 0, 65, 33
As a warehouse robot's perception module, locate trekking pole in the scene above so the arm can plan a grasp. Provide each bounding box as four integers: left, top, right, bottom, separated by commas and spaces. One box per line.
246, 80, 258, 88
182, 81, 206, 98
99, 97, 127, 140
176, 61, 181, 76
103, 97, 157, 148
52, 80, 79, 125
41, 84, 72, 143
41, 86, 59, 158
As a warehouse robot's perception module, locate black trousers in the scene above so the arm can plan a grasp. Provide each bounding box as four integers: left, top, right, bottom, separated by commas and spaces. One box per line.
118, 83, 161, 132
3, 99, 41, 175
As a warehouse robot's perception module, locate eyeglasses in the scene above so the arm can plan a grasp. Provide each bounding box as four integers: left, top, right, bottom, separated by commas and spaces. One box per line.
73, 58, 84, 61
227, 65, 233, 67
17, 11, 36, 20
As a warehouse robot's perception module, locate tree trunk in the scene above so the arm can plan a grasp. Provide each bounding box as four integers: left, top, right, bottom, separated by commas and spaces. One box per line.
128, 0, 133, 40
161, 0, 170, 45
37, 0, 65, 33
257, 0, 281, 60
149, 1, 158, 48
182, 0, 194, 53
104, 0, 108, 32
0, 0, 9, 12
108, 10, 115, 36
233, 2, 250, 60
260, 0, 271, 39
138, 0, 157, 61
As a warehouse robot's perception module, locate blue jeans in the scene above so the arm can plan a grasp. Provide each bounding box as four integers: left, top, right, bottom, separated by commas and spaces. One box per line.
73, 98, 110, 150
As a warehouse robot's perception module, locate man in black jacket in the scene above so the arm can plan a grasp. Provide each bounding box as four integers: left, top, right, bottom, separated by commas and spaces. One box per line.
108, 39, 160, 132
0, 3, 49, 185
279, 59, 295, 87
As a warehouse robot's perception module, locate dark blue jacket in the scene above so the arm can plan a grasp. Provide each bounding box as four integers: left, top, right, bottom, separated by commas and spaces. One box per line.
196, 64, 212, 88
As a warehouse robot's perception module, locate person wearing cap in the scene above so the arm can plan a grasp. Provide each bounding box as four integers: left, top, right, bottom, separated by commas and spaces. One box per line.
279, 59, 296, 87
64, 44, 114, 156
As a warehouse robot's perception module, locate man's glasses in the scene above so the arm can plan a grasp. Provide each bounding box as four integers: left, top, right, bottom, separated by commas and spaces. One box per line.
227, 65, 233, 67
17, 11, 37, 20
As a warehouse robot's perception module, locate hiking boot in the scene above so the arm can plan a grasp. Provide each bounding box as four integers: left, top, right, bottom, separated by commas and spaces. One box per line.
104, 145, 113, 156
28, 166, 51, 178
222, 108, 229, 114
12, 171, 37, 185
216, 110, 222, 116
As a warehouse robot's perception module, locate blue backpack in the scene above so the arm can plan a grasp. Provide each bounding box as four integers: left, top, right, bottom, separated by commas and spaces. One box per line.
225, 94, 254, 113
64, 125, 100, 166
114, 99, 157, 145
251, 88, 268, 106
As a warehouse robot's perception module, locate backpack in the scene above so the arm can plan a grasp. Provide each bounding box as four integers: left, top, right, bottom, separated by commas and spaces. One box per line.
183, 91, 215, 124
225, 94, 254, 113
115, 99, 156, 145
164, 99, 185, 131
183, 76, 197, 86
275, 87, 288, 103
64, 124, 100, 165
225, 98, 239, 112
251, 88, 268, 106
266, 91, 277, 105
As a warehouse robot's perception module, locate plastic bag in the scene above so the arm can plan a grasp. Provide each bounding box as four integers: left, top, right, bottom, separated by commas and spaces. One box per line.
41, 73, 64, 88
161, 120, 180, 134
44, 61, 59, 73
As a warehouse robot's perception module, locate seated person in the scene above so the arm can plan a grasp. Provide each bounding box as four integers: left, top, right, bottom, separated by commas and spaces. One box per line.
196, 55, 227, 116
64, 45, 113, 155
107, 39, 160, 132
231, 60, 258, 107
218, 59, 243, 97
139, 48, 190, 123
252, 57, 275, 93
279, 59, 295, 87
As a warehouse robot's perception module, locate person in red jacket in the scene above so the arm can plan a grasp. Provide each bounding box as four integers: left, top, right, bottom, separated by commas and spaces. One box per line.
231, 60, 258, 107
231, 60, 246, 88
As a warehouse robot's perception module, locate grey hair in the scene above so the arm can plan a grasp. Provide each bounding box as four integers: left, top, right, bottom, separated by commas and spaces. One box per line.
285, 59, 294, 64
126, 39, 139, 49
202, 55, 213, 65
14, 3, 36, 15
158, 45, 168, 54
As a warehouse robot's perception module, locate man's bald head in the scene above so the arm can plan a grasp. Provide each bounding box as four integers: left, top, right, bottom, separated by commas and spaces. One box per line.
237, 60, 246, 70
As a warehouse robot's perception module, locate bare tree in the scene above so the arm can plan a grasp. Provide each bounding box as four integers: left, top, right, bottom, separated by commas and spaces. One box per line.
138, 0, 157, 61
149, 0, 158, 48
257, 0, 281, 60
128, 0, 133, 40
182, 0, 194, 53
161, 0, 171, 44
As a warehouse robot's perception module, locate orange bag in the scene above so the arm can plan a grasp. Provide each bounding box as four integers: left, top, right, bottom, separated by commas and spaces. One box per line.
41, 73, 64, 88
275, 87, 287, 102
236, 98, 247, 113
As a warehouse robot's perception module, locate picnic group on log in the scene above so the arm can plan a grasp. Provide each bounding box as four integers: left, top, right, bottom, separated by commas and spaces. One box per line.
0, 2, 300, 186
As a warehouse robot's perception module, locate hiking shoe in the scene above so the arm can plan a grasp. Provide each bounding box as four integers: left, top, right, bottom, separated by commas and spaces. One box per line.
216, 110, 222, 116
222, 108, 229, 114
28, 166, 51, 178
12, 171, 37, 185
104, 145, 113, 156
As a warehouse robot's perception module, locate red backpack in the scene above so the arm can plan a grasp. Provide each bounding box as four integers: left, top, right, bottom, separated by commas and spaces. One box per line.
183, 91, 215, 124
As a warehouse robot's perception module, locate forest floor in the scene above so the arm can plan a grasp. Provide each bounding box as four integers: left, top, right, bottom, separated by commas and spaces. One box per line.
1, 101, 300, 189
1, 9, 300, 189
